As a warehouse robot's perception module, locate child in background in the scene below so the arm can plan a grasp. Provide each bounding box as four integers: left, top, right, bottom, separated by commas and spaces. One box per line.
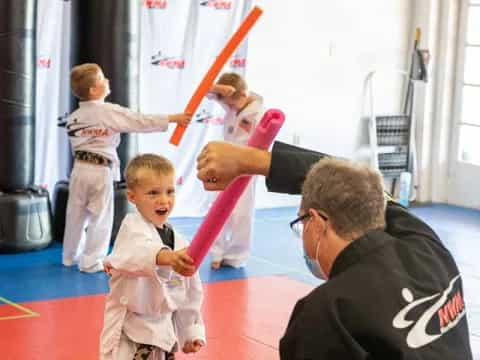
62, 63, 191, 273
100, 154, 205, 359
207, 72, 264, 269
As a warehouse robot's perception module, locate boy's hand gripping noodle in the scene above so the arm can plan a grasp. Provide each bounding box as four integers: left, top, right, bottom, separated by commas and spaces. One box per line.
187, 109, 285, 267
169, 6, 263, 146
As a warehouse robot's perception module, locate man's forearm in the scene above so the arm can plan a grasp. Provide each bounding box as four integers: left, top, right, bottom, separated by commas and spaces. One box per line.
240, 146, 271, 177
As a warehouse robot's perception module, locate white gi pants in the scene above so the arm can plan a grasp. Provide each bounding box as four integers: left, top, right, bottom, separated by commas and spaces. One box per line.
210, 179, 255, 267
62, 161, 114, 271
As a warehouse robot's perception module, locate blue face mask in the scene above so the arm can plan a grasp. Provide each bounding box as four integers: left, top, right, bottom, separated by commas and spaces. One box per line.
303, 240, 328, 280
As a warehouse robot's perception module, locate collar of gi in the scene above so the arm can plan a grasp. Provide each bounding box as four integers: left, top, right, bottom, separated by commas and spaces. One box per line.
329, 229, 393, 278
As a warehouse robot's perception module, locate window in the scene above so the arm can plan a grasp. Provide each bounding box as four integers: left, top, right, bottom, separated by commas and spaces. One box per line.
459, 2, 480, 165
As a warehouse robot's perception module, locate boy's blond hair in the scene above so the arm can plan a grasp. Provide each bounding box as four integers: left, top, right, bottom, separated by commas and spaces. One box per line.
70, 63, 101, 100
125, 154, 175, 188
217, 72, 247, 98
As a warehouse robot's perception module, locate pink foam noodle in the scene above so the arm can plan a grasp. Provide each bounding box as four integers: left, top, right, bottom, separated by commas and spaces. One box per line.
187, 109, 285, 267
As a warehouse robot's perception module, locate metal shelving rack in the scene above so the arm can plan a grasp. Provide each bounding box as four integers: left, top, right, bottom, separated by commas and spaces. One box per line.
366, 28, 428, 192
366, 70, 413, 180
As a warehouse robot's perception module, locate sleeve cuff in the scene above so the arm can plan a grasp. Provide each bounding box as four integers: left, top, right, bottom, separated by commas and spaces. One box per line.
108, 244, 168, 277
155, 246, 174, 280
177, 324, 206, 347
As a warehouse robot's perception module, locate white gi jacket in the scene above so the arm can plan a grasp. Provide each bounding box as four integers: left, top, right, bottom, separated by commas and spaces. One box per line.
100, 212, 205, 356
67, 100, 169, 180
223, 92, 263, 145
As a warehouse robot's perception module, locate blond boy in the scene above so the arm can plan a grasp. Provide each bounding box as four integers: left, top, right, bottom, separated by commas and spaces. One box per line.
100, 154, 205, 359
208, 72, 264, 269
62, 63, 191, 273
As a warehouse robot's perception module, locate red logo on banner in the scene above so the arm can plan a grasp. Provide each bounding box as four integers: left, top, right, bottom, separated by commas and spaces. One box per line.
144, 0, 168, 8
151, 51, 185, 69
199, 0, 232, 10
37, 56, 52, 69
230, 56, 246, 68
176, 176, 183, 185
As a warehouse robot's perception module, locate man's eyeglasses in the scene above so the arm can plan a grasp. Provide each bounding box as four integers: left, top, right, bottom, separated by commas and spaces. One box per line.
289, 211, 328, 238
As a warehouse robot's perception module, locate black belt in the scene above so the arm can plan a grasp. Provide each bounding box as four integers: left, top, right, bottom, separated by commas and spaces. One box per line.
75, 151, 112, 168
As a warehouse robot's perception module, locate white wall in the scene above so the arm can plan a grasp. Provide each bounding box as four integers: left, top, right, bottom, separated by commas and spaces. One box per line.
248, 0, 413, 208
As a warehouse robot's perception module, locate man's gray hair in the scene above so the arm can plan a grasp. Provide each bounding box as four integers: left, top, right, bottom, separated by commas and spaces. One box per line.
301, 158, 386, 240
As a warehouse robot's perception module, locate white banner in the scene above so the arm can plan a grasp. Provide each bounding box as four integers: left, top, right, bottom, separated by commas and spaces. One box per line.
34, 0, 253, 217
138, 0, 252, 217
35, 0, 72, 192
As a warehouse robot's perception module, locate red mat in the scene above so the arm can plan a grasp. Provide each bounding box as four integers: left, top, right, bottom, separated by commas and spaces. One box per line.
0, 276, 313, 360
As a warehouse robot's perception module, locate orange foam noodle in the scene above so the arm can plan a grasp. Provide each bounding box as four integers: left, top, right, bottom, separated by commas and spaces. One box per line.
170, 6, 263, 146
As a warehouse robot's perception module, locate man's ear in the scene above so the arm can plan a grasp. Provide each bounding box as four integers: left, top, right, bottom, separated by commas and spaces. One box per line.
308, 208, 318, 218
310, 208, 327, 231
127, 189, 136, 204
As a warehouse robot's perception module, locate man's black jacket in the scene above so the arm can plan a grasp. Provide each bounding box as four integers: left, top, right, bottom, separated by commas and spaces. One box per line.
266, 141, 472, 360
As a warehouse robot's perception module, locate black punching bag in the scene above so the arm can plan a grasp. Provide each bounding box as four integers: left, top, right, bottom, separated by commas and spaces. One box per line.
0, 0, 52, 253
74, 0, 139, 178
0, 0, 36, 191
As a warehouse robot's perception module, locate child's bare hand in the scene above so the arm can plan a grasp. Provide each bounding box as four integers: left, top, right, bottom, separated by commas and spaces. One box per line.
210, 84, 236, 97
168, 113, 192, 126
157, 248, 196, 276
170, 248, 196, 276
103, 261, 113, 276
182, 339, 204, 353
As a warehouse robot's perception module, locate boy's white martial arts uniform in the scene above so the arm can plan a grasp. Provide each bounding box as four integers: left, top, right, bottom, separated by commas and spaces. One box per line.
210, 92, 264, 267
62, 101, 169, 271
100, 212, 205, 360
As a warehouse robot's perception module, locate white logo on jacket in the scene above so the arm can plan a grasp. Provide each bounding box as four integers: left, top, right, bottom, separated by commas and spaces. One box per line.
392, 275, 466, 348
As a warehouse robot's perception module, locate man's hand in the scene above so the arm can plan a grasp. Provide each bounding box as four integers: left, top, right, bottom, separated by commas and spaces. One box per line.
196, 142, 245, 190
182, 339, 205, 353
168, 112, 192, 126
196, 141, 271, 191
156, 248, 196, 276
